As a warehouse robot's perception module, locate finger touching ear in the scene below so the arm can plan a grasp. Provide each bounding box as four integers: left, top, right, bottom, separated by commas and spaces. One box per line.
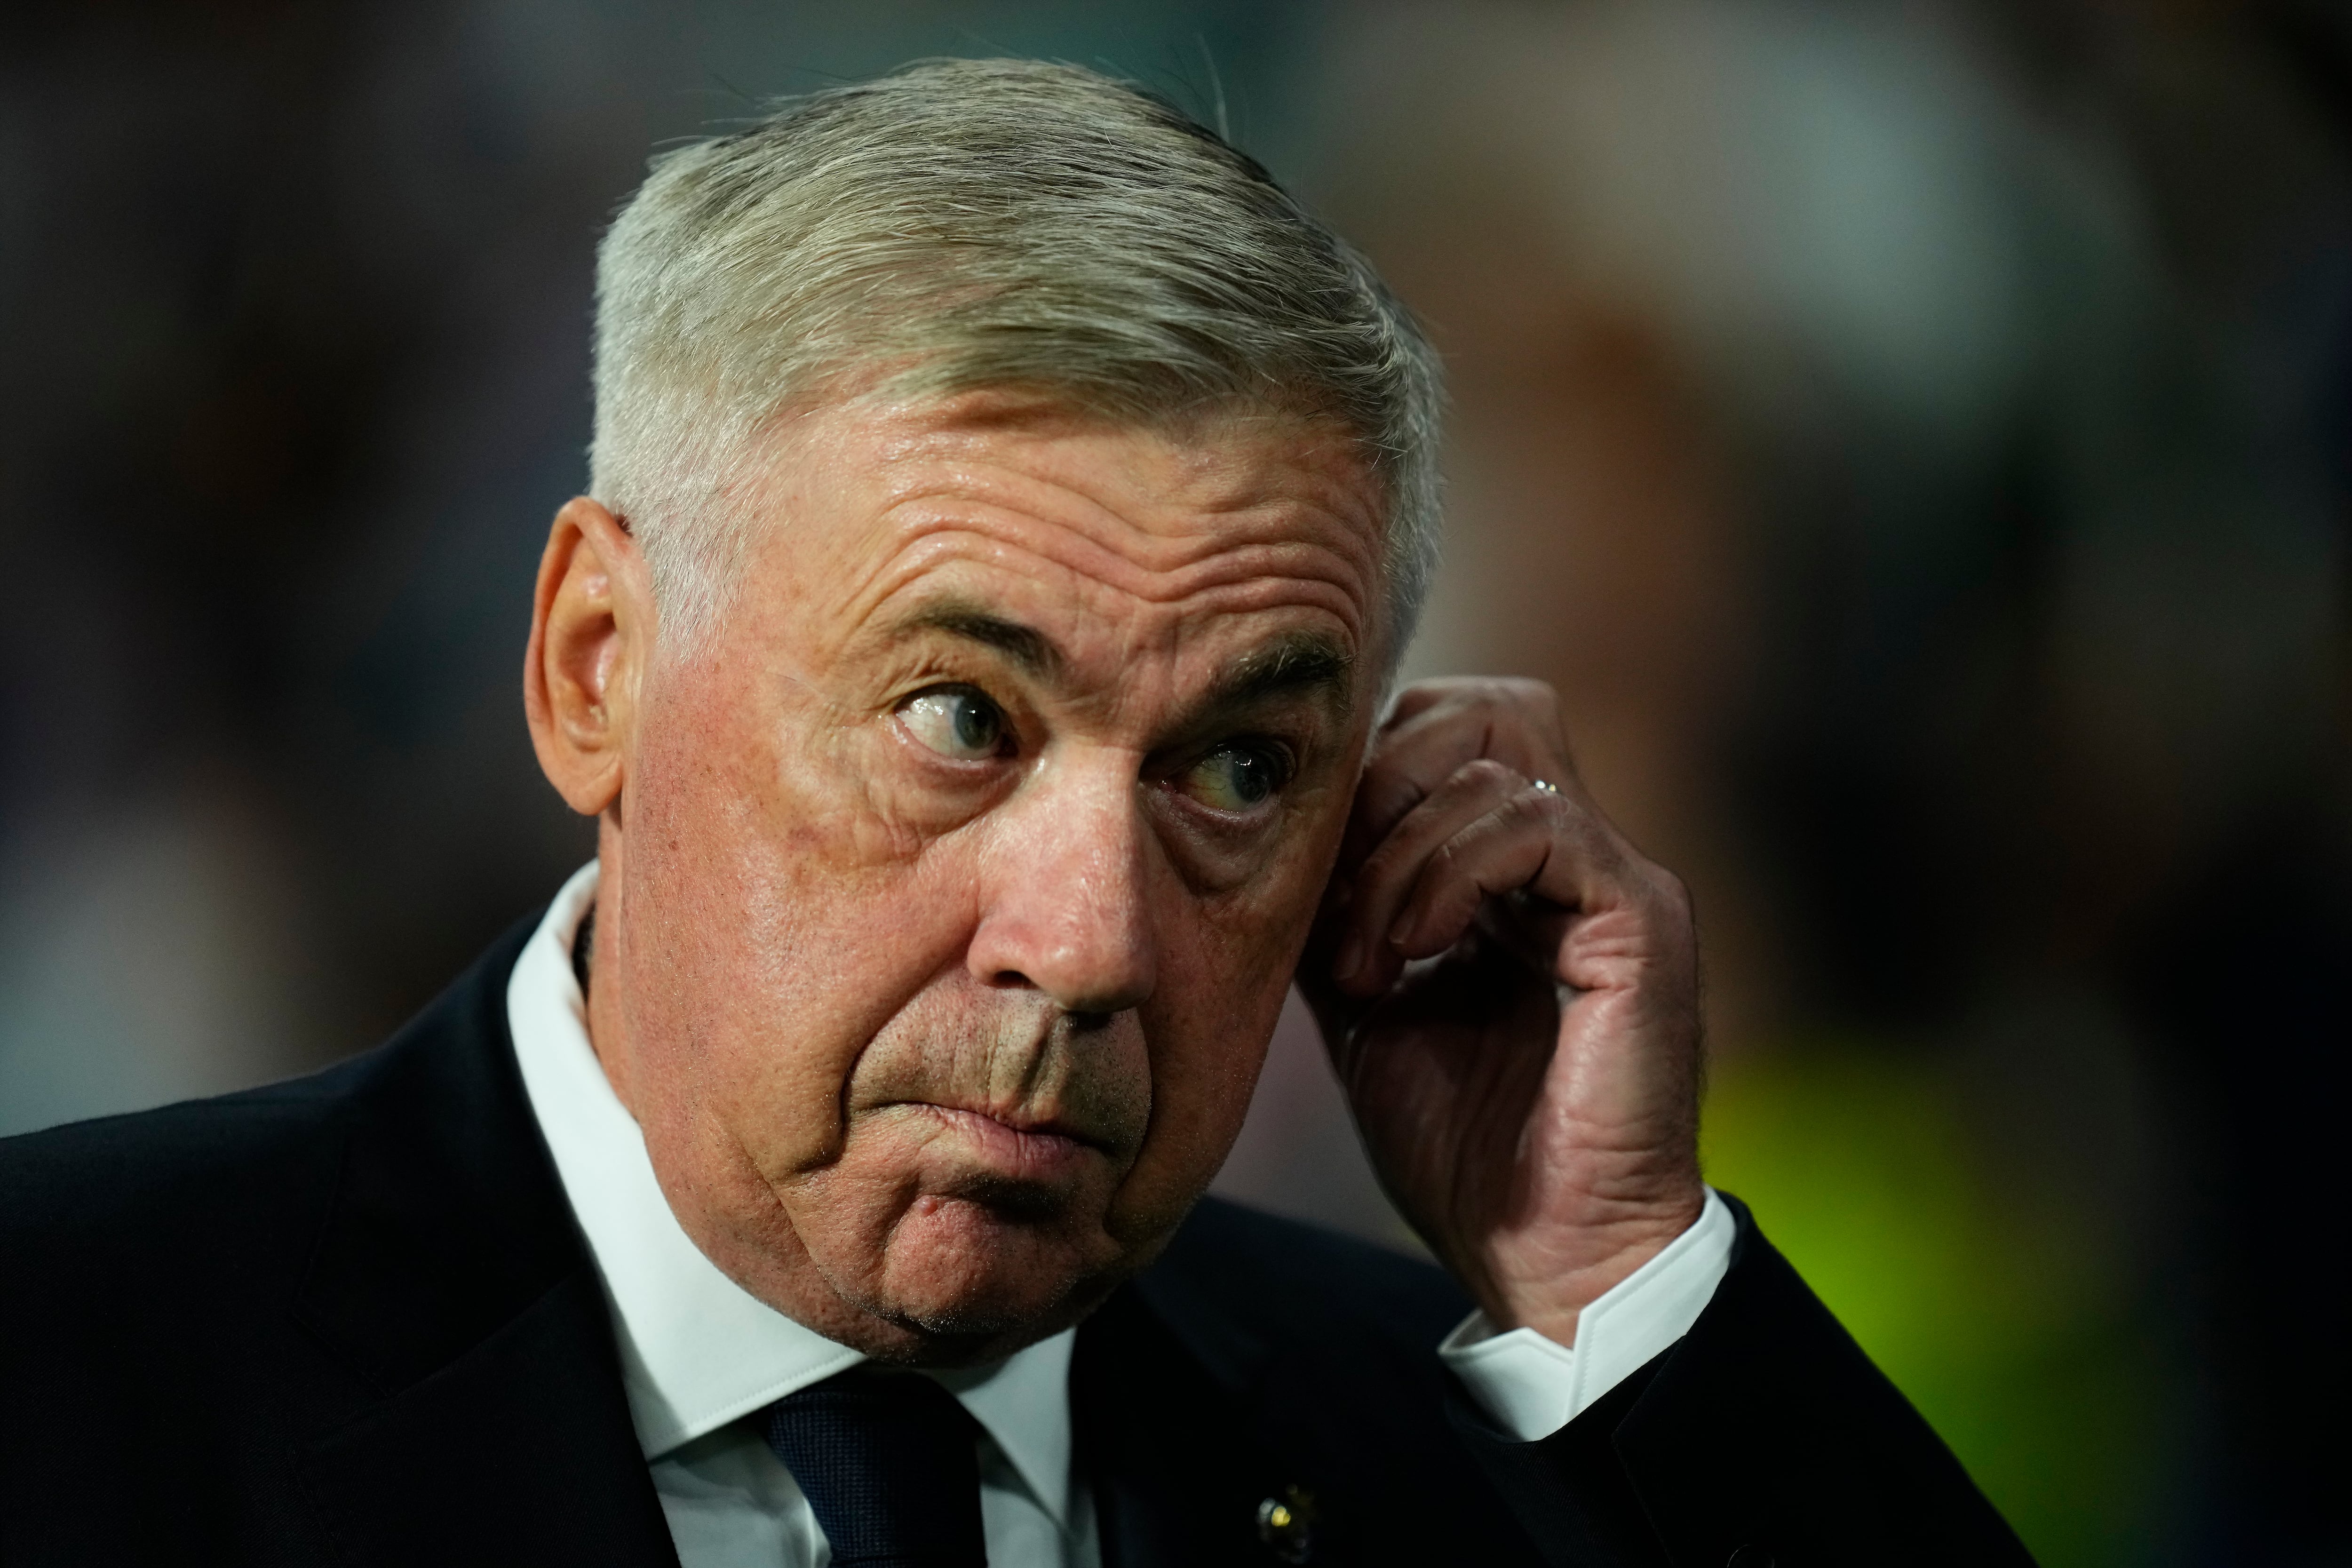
524, 496, 651, 817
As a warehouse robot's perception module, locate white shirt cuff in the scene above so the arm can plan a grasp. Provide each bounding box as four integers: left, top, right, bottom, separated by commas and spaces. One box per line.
1436, 1187, 1734, 1441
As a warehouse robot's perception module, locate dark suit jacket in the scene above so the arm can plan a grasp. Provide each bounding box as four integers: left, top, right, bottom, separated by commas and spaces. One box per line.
0, 916, 2033, 1567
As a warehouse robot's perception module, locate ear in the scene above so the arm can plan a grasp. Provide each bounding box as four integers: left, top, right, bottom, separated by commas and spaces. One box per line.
524, 496, 652, 817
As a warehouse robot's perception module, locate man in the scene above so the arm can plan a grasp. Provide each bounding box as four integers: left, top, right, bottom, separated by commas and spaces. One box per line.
0, 60, 2030, 1567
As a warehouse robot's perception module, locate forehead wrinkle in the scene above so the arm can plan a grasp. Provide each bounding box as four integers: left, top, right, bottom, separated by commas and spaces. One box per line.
808, 418, 1388, 684
843, 521, 1375, 689
869, 426, 1383, 579
884, 490, 1370, 598
891, 397, 1375, 510
858, 503, 1378, 626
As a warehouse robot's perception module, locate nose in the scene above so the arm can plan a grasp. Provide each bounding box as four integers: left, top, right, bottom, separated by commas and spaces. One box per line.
966, 756, 1158, 1017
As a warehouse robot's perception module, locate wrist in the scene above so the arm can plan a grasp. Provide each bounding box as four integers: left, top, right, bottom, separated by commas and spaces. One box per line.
1478, 1187, 1707, 1347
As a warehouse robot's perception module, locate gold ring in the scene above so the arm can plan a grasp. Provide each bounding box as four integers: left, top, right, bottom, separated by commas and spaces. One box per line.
1530, 778, 1560, 795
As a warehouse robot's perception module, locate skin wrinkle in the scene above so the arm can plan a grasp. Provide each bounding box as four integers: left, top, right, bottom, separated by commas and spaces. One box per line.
873, 511, 1375, 622
777, 414, 1379, 747
851, 523, 1374, 688
530, 382, 1704, 1363
831, 403, 1382, 613
557, 392, 1387, 1360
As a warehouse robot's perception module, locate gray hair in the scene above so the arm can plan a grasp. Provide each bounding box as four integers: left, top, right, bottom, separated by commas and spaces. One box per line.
589, 58, 1442, 664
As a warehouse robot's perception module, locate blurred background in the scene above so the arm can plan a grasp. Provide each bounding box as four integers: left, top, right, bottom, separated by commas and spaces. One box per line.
2, 1, 2345, 1561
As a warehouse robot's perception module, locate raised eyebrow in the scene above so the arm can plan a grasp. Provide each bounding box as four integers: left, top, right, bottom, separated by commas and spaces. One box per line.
1197, 631, 1356, 723
884, 605, 1351, 718
889, 602, 1068, 680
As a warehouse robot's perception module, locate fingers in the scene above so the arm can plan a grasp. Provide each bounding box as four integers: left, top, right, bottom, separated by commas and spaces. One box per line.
1338, 758, 1523, 985
1317, 677, 1690, 1001
1333, 758, 1631, 997
1341, 678, 1573, 871
1386, 787, 1581, 959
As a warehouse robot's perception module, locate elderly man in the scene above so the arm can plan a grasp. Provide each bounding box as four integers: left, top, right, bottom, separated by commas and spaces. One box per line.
0, 61, 2027, 1568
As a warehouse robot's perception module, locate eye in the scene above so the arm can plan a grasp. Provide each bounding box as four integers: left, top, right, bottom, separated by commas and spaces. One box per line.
898, 686, 1009, 760
1180, 742, 1292, 813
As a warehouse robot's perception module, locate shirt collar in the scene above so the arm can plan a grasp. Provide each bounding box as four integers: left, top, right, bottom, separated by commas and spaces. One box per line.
506, 861, 1076, 1526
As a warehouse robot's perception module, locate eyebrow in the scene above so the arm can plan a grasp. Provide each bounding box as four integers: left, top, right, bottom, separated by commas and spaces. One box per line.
892, 602, 1068, 680
1200, 630, 1356, 723
888, 602, 1354, 721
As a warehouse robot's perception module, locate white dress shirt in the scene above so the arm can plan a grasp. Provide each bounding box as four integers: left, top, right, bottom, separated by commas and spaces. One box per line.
509, 862, 1732, 1566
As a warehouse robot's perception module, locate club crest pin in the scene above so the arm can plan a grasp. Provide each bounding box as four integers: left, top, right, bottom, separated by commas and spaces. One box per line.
1255, 1484, 1318, 1563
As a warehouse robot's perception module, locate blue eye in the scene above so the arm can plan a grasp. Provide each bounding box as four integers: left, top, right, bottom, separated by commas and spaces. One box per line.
899, 687, 1006, 759
1184, 744, 1289, 812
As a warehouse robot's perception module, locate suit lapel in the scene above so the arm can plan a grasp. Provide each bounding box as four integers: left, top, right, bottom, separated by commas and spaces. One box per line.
1075, 1281, 1277, 1568
299, 1271, 676, 1567
1077, 1252, 1352, 1568
289, 920, 677, 1567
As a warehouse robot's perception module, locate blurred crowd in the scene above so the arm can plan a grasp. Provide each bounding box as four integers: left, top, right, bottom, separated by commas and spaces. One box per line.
2, 3, 2344, 1564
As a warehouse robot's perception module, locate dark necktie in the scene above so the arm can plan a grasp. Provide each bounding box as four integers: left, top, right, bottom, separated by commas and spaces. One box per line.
763, 1368, 990, 1568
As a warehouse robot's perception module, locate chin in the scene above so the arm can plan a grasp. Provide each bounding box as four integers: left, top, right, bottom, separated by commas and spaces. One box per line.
861, 1193, 1124, 1353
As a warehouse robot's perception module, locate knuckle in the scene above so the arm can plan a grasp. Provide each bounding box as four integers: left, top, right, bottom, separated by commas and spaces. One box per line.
1514, 779, 1576, 835
1497, 785, 1546, 828
1454, 756, 1517, 795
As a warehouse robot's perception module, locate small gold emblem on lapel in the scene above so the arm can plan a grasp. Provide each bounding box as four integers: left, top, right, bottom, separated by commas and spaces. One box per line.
1255, 1484, 1318, 1563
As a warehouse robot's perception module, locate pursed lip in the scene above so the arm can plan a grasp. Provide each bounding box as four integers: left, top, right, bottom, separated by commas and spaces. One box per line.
886, 1101, 1118, 1177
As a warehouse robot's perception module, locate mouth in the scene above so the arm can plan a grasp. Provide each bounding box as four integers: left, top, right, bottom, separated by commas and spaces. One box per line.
893, 1102, 1111, 1186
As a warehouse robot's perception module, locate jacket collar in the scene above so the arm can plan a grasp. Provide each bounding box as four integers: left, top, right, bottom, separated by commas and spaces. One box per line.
289, 915, 679, 1566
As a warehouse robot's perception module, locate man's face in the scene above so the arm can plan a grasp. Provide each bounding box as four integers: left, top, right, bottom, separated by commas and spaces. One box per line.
596, 392, 1389, 1361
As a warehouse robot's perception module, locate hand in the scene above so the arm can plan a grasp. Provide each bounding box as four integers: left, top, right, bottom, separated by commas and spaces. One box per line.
1300, 678, 1705, 1345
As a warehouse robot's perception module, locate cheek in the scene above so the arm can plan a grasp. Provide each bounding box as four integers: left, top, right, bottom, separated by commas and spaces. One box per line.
1109, 860, 1330, 1235
618, 681, 979, 1176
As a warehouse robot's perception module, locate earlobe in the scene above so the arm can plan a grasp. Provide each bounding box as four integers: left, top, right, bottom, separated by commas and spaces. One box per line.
524, 496, 646, 817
